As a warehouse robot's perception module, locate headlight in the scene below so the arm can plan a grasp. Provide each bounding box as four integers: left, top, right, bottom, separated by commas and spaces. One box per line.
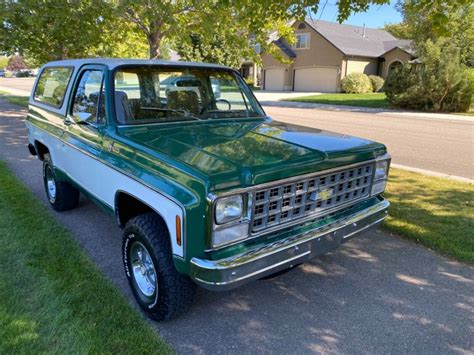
371, 154, 391, 196
212, 194, 249, 248
215, 195, 243, 224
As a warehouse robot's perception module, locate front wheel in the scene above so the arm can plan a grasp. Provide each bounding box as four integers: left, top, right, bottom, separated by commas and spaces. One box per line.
122, 213, 196, 321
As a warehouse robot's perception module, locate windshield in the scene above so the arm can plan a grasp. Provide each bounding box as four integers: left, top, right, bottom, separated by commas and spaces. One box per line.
113, 66, 265, 124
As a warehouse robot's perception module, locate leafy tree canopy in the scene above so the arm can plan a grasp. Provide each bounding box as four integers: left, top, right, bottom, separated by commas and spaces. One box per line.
1, 0, 397, 67
0, 1, 148, 66
112, 0, 391, 62
384, 0, 474, 66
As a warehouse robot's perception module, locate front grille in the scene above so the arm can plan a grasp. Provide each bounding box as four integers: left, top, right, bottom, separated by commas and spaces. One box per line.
251, 163, 374, 233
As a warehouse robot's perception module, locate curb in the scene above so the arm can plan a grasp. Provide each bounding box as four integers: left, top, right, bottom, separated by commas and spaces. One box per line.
391, 164, 473, 184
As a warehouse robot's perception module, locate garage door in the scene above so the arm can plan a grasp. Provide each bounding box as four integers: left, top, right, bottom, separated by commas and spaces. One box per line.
294, 67, 338, 92
264, 68, 285, 91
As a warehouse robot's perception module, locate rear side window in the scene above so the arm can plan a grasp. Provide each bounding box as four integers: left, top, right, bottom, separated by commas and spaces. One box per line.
34, 67, 73, 108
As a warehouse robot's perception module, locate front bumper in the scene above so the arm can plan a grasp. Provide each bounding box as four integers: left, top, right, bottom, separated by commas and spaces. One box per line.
190, 198, 389, 291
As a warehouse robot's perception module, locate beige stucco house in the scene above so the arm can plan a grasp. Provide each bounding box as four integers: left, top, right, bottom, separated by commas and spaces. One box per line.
261, 19, 415, 92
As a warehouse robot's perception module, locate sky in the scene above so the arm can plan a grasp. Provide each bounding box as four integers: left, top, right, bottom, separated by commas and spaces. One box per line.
311, 0, 402, 29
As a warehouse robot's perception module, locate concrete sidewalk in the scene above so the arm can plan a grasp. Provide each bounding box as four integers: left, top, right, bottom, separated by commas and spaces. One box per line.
1, 99, 473, 354
253, 90, 322, 102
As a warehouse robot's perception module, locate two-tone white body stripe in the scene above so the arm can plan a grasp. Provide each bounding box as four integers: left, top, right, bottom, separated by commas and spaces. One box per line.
26, 120, 185, 258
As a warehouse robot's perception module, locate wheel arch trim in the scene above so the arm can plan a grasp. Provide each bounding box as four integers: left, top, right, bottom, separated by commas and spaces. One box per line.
114, 189, 186, 259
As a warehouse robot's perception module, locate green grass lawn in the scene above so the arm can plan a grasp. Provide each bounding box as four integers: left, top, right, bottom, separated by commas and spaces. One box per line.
0, 160, 172, 353
0, 91, 29, 107
284, 93, 392, 109
384, 168, 474, 263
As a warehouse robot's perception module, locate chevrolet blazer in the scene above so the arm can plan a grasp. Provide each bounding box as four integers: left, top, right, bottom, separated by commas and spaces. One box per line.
26, 59, 390, 321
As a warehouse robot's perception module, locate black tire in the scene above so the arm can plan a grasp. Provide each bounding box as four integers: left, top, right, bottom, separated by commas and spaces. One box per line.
42, 153, 79, 211
122, 213, 196, 321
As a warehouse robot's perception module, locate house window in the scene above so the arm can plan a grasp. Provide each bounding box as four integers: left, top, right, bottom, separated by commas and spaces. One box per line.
294, 33, 310, 49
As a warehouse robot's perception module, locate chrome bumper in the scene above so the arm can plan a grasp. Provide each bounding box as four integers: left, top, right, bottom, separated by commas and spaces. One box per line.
190, 198, 389, 291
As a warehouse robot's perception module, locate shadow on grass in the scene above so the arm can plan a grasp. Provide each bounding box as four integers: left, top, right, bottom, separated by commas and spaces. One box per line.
384, 169, 474, 263
0, 92, 29, 107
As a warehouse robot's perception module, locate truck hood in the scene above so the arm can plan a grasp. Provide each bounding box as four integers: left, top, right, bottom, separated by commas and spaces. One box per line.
117, 118, 386, 189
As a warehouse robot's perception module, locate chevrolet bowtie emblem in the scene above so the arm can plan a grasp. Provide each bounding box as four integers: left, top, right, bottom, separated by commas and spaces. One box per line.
318, 188, 334, 201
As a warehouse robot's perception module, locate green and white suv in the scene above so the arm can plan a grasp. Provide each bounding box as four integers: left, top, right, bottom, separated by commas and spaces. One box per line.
26, 59, 390, 320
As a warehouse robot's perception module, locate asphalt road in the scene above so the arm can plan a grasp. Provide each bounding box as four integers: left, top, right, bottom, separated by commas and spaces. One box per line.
264, 105, 474, 180
0, 77, 35, 93
1, 77, 473, 179
1, 100, 474, 354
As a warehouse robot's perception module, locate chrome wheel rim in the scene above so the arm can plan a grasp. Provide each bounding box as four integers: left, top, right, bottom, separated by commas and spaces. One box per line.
130, 242, 157, 297
46, 168, 56, 201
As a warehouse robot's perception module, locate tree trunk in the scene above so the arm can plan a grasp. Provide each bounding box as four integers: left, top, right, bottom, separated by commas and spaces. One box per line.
148, 31, 162, 59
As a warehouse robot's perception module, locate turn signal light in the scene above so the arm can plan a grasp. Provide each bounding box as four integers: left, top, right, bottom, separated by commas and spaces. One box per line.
176, 215, 182, 246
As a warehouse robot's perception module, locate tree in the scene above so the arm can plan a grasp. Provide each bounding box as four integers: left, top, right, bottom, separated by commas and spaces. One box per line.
383, 22, 412, 39
176, 32, 252, 69
0, 0, 393, 66
0, 1, 148, 66
384, 0, 474, 67
384, 39, 472, 112
117, 0, 391, 61
6, 55, 28, 71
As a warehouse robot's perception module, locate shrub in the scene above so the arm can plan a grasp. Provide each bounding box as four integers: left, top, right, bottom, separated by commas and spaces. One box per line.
467, 68, 474, 111
467, 68, 474, 95
369, 75, 384, 92
245, 78, 254, 87
341, 73, 372, 93
385, 40, 473, 112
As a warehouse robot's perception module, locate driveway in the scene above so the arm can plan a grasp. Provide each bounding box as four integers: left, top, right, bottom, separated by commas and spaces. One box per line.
1, 100, 473, 354
253, 90, 321, 102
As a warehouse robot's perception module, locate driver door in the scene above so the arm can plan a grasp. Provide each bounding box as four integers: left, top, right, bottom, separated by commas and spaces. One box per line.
61, 65, 107, 202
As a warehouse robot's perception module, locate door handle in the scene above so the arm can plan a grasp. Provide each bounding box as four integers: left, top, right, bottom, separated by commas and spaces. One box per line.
64, 118, 73, 126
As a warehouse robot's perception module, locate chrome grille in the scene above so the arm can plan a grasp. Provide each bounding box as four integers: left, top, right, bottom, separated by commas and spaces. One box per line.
251, 163, 374, 233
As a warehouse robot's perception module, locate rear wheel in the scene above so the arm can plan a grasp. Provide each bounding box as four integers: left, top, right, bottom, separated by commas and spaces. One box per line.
122, 213, 196, 321
42, 153, 79, 211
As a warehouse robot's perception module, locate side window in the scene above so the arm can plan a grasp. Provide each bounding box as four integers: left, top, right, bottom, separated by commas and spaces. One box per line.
34, 67, 73, 107
71, 70, 105, 124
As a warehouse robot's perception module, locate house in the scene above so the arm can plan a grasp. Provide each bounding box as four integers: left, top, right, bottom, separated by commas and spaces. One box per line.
261, 19, 415, 92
